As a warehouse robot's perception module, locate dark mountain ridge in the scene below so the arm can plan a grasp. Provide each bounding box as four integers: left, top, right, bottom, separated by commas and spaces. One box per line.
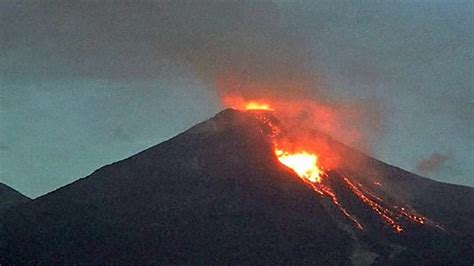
0, 183, 30, 215
1, 109, 473, 265
0, 183, 31, 256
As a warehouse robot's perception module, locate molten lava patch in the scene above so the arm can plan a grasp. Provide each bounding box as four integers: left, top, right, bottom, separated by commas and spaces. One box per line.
275, 149, 323, 183
222, 96, 274, 111
245, 101, 274, 111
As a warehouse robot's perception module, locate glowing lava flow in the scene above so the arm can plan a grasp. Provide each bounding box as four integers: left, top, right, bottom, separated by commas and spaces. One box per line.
228, 99, 441, 233
223, 96, 274, 111
343, 177, 404, 233
245, 101, 274, 111
275, 149, 323, 183
274, 148, 364, 230
244, 103, 365, 230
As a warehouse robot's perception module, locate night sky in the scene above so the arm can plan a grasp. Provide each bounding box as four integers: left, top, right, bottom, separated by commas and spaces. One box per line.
1, 1, 472, 198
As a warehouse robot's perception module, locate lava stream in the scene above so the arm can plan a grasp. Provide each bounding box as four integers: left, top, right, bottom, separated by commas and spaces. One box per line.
227, 99, 441, 233
273, 145, 365, 230
249, 106, 367, 230
343, 177, 404, 233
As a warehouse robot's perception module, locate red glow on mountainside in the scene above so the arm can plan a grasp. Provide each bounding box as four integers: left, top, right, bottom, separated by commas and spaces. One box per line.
222, 97, 441, 233
275, 149, 323, 183
222, 96, 274, 111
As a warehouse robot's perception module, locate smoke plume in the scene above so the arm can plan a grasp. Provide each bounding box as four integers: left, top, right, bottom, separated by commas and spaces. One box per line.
3, 0, 384, 151
416, 153, 451, 175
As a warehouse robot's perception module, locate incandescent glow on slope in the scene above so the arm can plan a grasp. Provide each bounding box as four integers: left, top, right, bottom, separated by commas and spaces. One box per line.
245, 101, 274, 111
224, 97, 441, 234
275, 149, 323, 183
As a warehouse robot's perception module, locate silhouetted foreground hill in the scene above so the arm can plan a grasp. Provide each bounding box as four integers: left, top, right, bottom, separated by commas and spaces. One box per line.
0, 183, 30, 215
0, 183, 31, 254
1, 109, 473, 265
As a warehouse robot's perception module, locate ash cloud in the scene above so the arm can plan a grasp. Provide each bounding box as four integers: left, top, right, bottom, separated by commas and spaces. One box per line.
3, 0, 472, 193
416, 153, 452, 175
2, 1, 310, 82
1, 0, 385, 150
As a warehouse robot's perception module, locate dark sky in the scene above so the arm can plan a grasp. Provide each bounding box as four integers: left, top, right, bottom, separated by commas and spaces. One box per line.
1, 1, 472, 197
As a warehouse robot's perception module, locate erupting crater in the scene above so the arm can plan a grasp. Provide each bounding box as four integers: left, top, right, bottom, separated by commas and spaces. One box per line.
225, 98, 443, 234
245, 101, 274, 111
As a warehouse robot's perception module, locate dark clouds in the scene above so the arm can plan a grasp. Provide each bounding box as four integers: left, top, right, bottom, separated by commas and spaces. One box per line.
2, 1, 384, 145
1, 1, 473, 197
3, 1, 471, 101
2, 1, 309, 82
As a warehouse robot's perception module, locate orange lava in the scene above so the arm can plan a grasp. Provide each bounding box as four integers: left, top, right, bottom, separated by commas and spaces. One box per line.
222, 96, 274, 111
245, 101, 274, 111
276, 148, 364, 230
275, 149, 323, 183
343, 177, 404, 233
229, 100, 365, 230
224, 98, 440, 233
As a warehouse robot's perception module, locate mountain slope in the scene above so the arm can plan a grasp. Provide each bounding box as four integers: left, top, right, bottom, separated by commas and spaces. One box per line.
1, 109, 473, 265
0, 183, 30, 215
0, 183, 31, 255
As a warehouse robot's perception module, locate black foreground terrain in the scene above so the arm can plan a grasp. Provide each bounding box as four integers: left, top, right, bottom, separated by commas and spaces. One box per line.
1, 109, 473, 265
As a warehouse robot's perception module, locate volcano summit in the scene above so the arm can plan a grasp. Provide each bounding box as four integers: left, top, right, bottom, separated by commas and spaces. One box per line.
1, 109, 473, 265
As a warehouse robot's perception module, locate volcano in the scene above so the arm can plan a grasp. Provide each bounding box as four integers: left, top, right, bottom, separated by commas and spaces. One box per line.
1, 109, 473, 265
